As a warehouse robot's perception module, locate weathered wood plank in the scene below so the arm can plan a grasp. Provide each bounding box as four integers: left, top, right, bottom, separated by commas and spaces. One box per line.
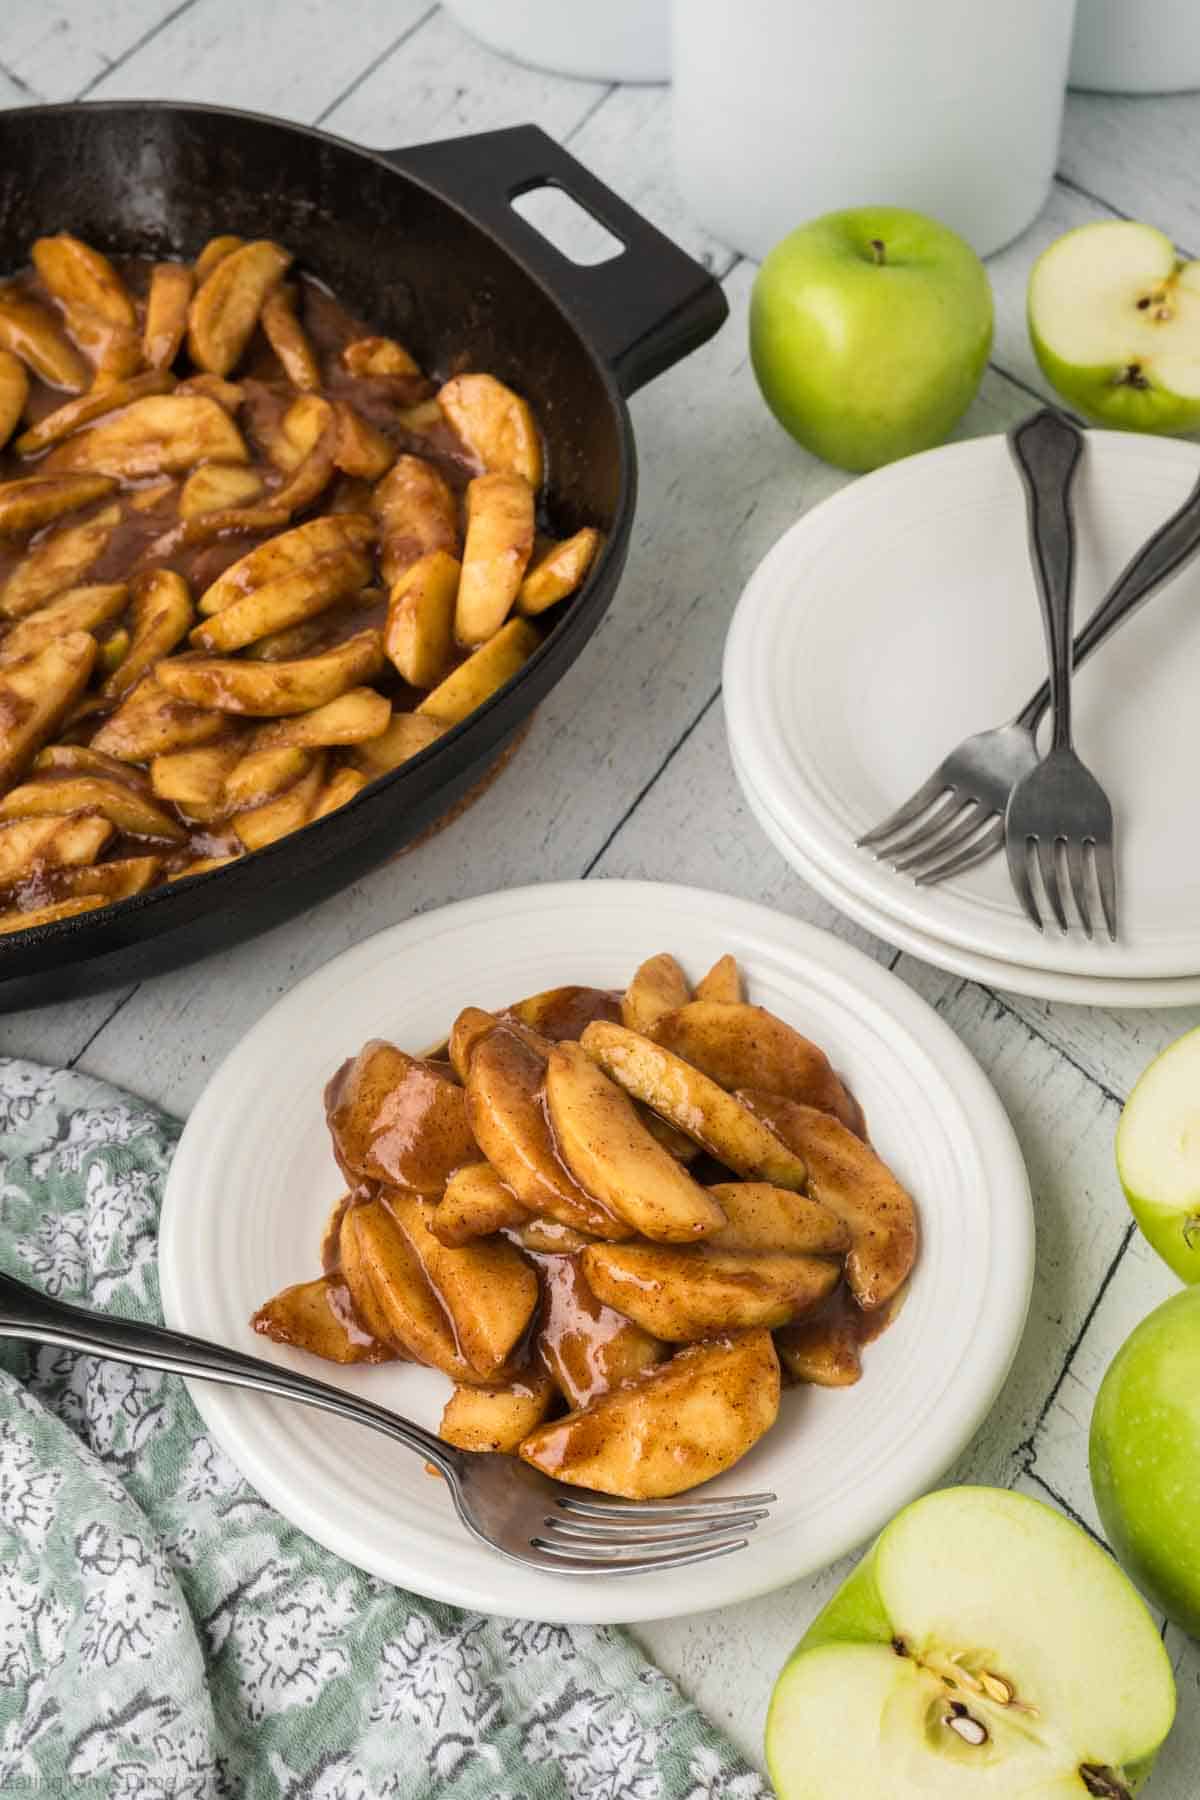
1060, 88, 1200, 252
0, 0, 187, 101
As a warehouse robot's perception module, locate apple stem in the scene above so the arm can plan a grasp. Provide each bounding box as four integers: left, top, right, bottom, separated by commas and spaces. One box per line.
1080, 1765, 1132, 1800
869, 238, 886, 266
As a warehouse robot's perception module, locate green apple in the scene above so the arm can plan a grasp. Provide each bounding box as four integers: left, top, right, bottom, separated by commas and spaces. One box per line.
1092, 1285, 1200, 1638
766, 1485, 1174, 1798
1029, 220, 1200, 433
1116, 1024, 1200, 1282
749, 206, 994, 473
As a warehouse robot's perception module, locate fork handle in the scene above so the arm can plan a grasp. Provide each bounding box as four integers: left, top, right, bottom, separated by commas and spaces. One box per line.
1016, 465, 1200, 733
0, 1269, 461, 1478
1008, 409, 1084, 752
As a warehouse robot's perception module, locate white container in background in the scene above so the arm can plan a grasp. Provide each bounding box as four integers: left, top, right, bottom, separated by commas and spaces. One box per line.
671, 0, 1078, 262
1070, 0, 1200, 93
443, 0, 670, 84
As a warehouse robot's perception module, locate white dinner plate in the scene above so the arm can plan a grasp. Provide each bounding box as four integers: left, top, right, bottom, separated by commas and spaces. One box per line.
724, 431, 1200, 981
730, 738, 1200, 1010
159, 880, 1033, 1625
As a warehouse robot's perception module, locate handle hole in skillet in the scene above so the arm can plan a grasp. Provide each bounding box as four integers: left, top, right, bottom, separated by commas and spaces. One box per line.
510, 182, 625, 266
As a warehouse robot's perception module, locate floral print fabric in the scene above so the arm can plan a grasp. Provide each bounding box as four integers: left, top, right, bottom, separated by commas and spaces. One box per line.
0, 1059, 768, 1799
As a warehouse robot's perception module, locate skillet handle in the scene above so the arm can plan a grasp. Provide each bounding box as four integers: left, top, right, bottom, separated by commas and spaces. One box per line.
381, 124, 728, 397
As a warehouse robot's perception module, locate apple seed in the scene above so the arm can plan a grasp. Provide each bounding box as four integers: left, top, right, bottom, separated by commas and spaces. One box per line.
944, 1703, 988, 1746
1181, 1214, 1200, 1250
978, 1670, 1014, 1705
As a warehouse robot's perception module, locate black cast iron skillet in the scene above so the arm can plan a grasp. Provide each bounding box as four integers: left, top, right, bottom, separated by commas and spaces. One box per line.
0, 101, 727, 1009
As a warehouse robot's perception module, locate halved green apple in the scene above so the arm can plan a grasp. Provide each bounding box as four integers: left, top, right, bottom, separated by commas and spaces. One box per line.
1117, 1024, 1200, 1281
1029, 220, 1200, 432
766, 1486, 1174, 1798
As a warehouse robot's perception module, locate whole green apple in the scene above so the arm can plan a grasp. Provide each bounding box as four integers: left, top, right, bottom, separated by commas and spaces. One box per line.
1029, 220, 1200, 433
766, 1485, 1174, 1798
1116, 1024, 1200, 1283
1092, 1285, 1200, 1639
749, 206, 994, 474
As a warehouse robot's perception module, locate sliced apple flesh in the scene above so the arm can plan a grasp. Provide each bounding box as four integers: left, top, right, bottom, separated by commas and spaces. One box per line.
766, 1486, 1175, 1799
1116, 1021, 1200, 1282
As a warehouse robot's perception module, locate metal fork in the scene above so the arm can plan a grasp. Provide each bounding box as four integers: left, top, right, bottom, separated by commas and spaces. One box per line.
0, 1271, 773, 1577
1003, 411, 1115, 938
858, 410, 1200, 886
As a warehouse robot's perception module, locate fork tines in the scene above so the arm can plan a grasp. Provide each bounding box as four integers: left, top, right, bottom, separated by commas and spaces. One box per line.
531, 1489, 777, 1575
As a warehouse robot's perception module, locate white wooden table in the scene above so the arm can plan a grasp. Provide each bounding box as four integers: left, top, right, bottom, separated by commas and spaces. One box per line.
2, 4, 1198, 1786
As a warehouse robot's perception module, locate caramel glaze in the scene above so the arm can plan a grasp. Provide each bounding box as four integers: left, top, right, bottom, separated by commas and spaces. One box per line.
0, 253, 512, 905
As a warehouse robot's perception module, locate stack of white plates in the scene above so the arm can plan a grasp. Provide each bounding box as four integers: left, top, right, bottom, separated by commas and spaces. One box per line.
725, 430, 1200, 1009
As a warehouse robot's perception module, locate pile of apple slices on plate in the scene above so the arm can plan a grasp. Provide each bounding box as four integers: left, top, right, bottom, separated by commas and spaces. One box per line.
253, 949, 918, 1499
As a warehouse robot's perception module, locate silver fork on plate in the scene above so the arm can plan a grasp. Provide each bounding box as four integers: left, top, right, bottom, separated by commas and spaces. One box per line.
0, 1271, 773, 1576
1003, 411, 1115, 938
858, 409, 1200, 887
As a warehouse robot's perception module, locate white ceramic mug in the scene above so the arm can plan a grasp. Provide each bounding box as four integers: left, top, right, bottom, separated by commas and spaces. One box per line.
443, 0, 671, 84
671, 0, 1078, 261
1070, 0, 1200, 93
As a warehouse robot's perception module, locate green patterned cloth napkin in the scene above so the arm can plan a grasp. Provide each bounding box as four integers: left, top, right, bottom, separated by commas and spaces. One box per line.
0, 1059, 769, 1800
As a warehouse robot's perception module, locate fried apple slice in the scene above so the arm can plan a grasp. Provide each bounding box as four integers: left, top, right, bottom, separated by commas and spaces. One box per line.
261, 283, 320, 390
33, 235, 136, 330
174, 372, 243, 411
695, 954, 744, 1005
655, 1001, 864, 1136
157, 627, 384, 716
250, 688, 390, 750
340, 1195, 477, 1382
190, 543, 373, 654
311, 766, 367, 819
198, 513, 376, 616
0, 811, 112, 887
178, 462, 264, 520
187, 238, 293, 376
455, 472, 534, 647
545, 1040, 726, 1242
706, 1182, 851, 1255
622, 952, 691, 1035
0, 895, 106, 934
776, 1304, 864, 1388
0, 288, 89, 391
44, 395, 248, 479
225, 745, 315, 810
432, 1161, 528, 1247
167, 853, 240, 881
736, 1094, 916, 1310
0, 772, 185, 842
272, 393, 334, 473
0, 475, 118, 537
193, 235, 244, 282
14, 371, 177, 456
0, 583, 127, 662
35, 743, 153, 784
439, 372, 543, 486
0, 504, 121, 619
520, 1329, 779, 1499
384, 550, 459, 687
385, 1188, 537, 1377
91, 672, 228, 761
334, 1199, 405, 1351
517, 527, 603, 617
150, 738, 245, 819
506, 985, 620, 1041
440, 1372, 555, 1453
345, 710, 444, 777
581, 1021, 809, 1191
333, 401, 395, 481
0, 351, 28, 449
467, 1027, 632, 1239
326, 1040, 477, 1196
538, 1250, 665, 1407
448, 1006, 500, 1085
343, 336, 420, 377
232, 754, 325, 849
582, 1239, 839, 1341
52, 855, 161, 903
373, 454, 458, 585
100, 570, 194, 702
0, 633, 96, 787
251, 1273, 395, 1365
417, 617, 539, 726
142, 262, 194, 371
